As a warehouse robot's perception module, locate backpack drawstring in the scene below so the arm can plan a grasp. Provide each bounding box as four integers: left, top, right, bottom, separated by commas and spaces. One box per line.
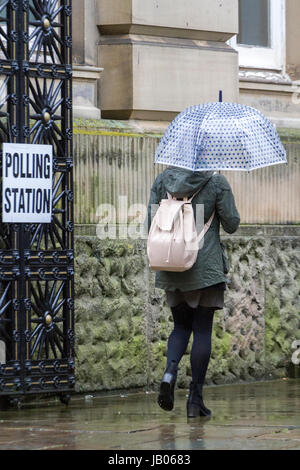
166, 206, 183, 263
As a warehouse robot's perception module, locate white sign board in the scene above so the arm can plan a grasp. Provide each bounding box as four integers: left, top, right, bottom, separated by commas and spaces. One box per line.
2, 143, 53, 223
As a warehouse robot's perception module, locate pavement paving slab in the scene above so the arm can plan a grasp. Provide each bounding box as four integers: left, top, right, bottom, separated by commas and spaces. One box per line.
0, 379, 299, 450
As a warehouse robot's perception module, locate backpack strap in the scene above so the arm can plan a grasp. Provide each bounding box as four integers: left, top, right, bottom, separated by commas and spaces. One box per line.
167, 192, 177, 201
193, 171, 218, 242
196, 209, 215, 244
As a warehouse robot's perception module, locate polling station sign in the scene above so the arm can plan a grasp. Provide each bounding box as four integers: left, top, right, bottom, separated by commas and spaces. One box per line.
2, 143, 53, 223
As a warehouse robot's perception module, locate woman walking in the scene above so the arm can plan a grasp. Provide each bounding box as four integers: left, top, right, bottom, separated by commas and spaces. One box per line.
147, 166, 240, 417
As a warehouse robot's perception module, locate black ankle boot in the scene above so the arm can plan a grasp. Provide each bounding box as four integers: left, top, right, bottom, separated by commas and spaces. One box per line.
157, 360, 178, 411
186, 382, 211, 418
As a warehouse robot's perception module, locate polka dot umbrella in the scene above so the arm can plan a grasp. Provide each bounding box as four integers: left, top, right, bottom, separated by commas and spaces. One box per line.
154, 102, 287, 172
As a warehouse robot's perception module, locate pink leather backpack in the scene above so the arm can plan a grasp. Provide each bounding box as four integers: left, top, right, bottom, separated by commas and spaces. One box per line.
147, 173, 216, 272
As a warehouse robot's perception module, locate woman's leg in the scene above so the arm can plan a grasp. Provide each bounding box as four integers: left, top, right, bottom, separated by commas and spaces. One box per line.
158, 302, 193, 411
190, 306, 215, 384
166, 302, 193, 366
187, 306, 215, 417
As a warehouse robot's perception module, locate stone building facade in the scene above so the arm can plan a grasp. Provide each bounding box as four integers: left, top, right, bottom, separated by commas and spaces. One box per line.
73, 0, 300, 128
70, 1, 300, 391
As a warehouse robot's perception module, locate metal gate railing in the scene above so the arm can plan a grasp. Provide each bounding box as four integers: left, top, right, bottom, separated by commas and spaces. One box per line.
0, 0, 74, 406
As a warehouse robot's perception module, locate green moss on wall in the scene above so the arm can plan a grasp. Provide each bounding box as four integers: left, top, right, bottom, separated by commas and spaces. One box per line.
74, 233, 300, 392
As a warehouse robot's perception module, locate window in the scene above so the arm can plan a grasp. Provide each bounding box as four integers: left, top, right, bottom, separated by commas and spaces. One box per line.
238, 0, 270, 48
230, 0, 285, 70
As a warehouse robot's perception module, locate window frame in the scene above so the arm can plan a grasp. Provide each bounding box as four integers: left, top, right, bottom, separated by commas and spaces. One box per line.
229, 0, 286, 71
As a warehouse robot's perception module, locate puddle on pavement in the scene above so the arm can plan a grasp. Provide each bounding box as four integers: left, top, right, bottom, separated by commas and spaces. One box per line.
0, 379, 299, 450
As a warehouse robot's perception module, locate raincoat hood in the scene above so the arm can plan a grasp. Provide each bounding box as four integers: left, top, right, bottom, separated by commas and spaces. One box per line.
162, 167, 214, 199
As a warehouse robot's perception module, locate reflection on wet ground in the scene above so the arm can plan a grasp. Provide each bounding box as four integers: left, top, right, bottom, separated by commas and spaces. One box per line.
0, 379, 299, 450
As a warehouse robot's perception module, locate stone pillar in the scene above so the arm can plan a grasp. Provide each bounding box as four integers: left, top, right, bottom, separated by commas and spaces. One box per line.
286, 0, 300, 80
72, 0, 103, 119
98, 0, 239, 120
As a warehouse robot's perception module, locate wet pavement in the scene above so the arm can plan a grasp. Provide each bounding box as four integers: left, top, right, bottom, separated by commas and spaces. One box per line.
0, 379, 299, 450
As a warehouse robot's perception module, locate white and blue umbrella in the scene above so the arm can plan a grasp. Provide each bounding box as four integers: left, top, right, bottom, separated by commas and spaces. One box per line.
155, 102, 287, 172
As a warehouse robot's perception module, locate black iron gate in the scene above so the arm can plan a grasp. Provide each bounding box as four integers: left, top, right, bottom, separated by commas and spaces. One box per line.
0, 0, 74, 406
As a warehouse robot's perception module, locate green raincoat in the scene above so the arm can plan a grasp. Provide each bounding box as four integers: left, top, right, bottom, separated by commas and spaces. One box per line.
146, 167, 240, 291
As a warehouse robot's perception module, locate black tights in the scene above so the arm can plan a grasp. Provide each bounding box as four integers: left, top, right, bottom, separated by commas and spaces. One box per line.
166, 303, 215, 384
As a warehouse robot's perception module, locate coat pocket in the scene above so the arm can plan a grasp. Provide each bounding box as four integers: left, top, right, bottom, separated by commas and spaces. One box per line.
220, 242, 230, 274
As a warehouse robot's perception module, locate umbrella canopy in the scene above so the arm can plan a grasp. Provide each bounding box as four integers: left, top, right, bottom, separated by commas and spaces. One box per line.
155, 102, 287, 172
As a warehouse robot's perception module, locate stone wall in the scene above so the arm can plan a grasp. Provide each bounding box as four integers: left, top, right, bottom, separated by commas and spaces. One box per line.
74, 226, 300, 393
73, 120, 300, 225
